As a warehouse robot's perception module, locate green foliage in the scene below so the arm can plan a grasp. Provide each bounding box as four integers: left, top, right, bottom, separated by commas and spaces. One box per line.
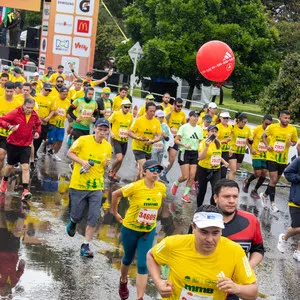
259, 53, 300, 120
115, 0, 279, 102
22, 10, 42, 29
263, 0, 300, 22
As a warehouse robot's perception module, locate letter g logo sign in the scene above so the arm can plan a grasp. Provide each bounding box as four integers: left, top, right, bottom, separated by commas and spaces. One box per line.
79, 0, 90, 13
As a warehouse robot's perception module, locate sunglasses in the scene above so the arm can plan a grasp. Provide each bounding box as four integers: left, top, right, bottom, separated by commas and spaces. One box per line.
57, 80, 64, 83
222, 117, 229, 120
147, 167, 162, 174
176, 105, 183, 108
123, 106, 131, 109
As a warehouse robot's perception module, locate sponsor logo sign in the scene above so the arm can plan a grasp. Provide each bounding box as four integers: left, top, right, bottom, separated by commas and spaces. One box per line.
39, 54, 46, 68
53, 35, 72, 55
41, 37, 47, 52
72, 37, 91, 57
56, 0, 75, 14
54, 14, 74, 34
61, 56, 80, 75
76, 0, 94, 16
42, 21, 49, 36
43, 4, 50, 20
74, 17, 92, 36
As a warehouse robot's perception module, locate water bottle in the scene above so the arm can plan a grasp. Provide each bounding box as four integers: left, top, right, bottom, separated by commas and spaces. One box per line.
80, 159, 94, 174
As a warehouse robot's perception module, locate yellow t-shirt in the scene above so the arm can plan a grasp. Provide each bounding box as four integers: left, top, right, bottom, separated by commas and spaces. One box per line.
265, 123, 298, 164
49, 97, 70, 128
112, 95, 129, 112
0, 87, 4, 97
130, 115, 162, 153
82, 80, 97, 87
162, 103, 171, 111
11, 75, 26, 83
229, 125, 253, 154
121, 179, 166, 232
165, 107, 186, 135
68, 88, 84, 103
49, 73, 67, 84
198, 139, 222, 169
0, 73, 12, 81
35, 94, 55, 119
69, 135, 112, 190
251, 125, 268, 160
49, 87, 60, 98
152, 234, 256, 300
138, 105, 146, 116
108, 110, 133, 142
35, 79, 44, 94
216, 123, 232, 152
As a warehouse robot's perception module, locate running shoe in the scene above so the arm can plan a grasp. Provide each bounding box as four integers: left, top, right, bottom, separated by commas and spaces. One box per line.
277, 233, 287, 253
242, 179, 249, 193
159, 173, 169, 184
0, 178, 8, 193
250, 189, 260, 199
181, 194, 191, 203
21, 189, 32, 201
47, 148, 54, 155
259, 193, 268, 208
80, 243, 94, 258
271, 203, 279, 213
119, 278, 129, 300
66, 219, 76, 237
191, 181, 198, 191
171, 182, 178, 196
293, 250, 300, 262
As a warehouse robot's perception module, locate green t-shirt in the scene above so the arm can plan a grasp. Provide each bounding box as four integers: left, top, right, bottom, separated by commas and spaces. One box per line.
72, 97, 98, 130
177, 123, 203, 151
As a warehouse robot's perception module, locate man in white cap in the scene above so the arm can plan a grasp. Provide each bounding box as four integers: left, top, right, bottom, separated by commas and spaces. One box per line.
147, 204, 258, 300
30, 72, 43, 94
108, 99, 133, 182
208, 102, 218, 123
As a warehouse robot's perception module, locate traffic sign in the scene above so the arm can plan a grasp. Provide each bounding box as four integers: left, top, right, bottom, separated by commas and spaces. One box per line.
128, 42, 144, 63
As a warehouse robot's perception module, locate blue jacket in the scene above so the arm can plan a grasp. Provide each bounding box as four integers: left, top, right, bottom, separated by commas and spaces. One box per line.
284, 157, 300, 206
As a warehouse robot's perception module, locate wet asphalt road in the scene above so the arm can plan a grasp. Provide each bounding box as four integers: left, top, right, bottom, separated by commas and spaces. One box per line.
1, 98, 300, 299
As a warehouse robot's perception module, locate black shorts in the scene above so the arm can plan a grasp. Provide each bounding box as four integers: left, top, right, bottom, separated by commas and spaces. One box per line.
289, 206, 300, 228
6, 143, 31, 165
178, 150, 198, 166
112, 139, 128, 155
133, 150, 151, 161
71, 128, 90, 141
40, 124, 48, 140
221, 151, 229, 163
168, 143, 178, 151
267, 160, 286, 176
229, 153, 244, 164
0, 135, 7, 151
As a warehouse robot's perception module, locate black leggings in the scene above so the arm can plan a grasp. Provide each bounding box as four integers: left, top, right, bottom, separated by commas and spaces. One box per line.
197, 165, 221, 207
221, 151, 229, 178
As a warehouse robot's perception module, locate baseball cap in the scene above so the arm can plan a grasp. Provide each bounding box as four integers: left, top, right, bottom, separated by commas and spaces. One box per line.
33, 72, 39, 76
143, 159, 163, 171
203, 114, 212, 122
2, 65, 9, 70
155, 110, 165, 118
193, 212, 224, 229
24, 54, 29, 58
122, 99, 131, 106
43, 83, 52, 91
189, 110, 200, 117
146, 94, 155, 100
95, 118, 110, 127
208, 102, 218, 109
12, 67, 21, 74
59, 86, 68, 93
220, 111, 230, 118
102, 87, 111, 94
207, 124, 218, 131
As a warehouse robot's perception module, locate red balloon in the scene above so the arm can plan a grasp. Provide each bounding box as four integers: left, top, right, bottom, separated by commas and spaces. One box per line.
196, 40, 235, 82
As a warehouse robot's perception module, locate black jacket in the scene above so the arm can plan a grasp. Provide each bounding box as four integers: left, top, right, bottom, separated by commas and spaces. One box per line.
284, 157, 300, 206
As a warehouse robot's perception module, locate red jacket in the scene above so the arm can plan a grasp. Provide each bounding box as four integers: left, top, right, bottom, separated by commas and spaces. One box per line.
0, 106, 41, 146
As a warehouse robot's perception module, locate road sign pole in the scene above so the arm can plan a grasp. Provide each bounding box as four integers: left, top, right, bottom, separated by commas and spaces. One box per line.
130, 52, 138, 96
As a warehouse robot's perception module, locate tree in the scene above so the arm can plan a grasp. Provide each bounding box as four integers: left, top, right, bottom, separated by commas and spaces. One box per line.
115, 0, 279, 105
259, 53, 300, 120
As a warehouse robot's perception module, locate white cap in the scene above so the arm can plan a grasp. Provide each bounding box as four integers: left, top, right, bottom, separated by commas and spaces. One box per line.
121, 99, 131, 106
208, 102, 218, 109
193, 212, 224, 229
155, 110, 165, 118
220, 111, 230, 118
33, 72, 39, 76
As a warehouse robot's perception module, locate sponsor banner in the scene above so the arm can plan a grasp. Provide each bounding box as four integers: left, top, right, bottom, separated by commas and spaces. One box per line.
39, 54, 46, 68
72, 37, 91, 57
41, 37, 47, 52
53, 35, 72, 55
61, 56, 80, 75
0, 0, 41, 12
74, 16, 92, 37
76, 0, 94, 17
56, 0, 75, 14
42, 21, 49, 36
43, 4, 51, 20
54, 14, 74, 34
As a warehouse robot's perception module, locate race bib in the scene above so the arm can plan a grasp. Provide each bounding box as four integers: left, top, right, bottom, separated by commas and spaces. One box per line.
170, 127, 178, 135
152, 141, 164, 151
81, 109, 92, 118
137, 209, 157, 225
258, 142, 267, 152
236, 137, 246, 147
56, 108, 66, 116
210, 155, 221, 167
179, 288, 213, 300
274, 141, 285, 152
119, 128, 128, 139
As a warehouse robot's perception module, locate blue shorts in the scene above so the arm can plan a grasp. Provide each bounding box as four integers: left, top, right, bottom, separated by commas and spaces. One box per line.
252, 159, 267, 170
48, 125, 65, 144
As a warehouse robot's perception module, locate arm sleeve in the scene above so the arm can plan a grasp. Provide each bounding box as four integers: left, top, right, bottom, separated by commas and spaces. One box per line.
67, 104, 77, 121
284, 158, 300, 183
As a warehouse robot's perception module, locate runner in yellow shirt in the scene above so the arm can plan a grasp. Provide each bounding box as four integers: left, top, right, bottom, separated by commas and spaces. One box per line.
228, 113, 253, 180
112, 159, 166, 300
137, 94, 155, 117
48, 65, 67, 86
96, 87, 113, 119
0, 65, 12, 81
81, 70, 113, 87
0, 73, 9, 97
260, 110, 298, 212
49, 76, 65, 98
108, 99, 133, 182
11, 68, 26, 83
242, 115, 272, 199
147, 205, 258, 300
30, 72, 44, 94
129, 102, 162, 179
207, 102, 218, 124
161, 93, 172, 111
112, 87, 129, 112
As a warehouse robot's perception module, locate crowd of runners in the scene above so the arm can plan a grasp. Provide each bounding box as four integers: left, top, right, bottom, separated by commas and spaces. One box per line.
0, 61, 300, 300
